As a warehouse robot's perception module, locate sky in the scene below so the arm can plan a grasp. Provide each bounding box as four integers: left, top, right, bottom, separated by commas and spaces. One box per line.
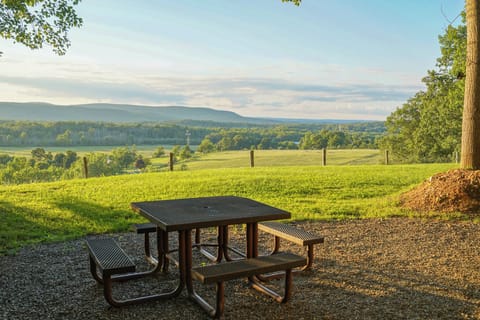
0, 0, 465, 121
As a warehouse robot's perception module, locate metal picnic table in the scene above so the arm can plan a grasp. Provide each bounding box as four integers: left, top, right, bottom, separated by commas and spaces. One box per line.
129, 196, 292, 309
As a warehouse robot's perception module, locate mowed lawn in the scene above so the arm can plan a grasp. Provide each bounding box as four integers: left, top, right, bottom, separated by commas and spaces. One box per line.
164, 149, 385, 170
0, 162, 459, 255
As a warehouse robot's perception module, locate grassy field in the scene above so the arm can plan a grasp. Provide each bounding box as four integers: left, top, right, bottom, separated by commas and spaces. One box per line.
0, 162, 461, 255
152, 149, 386, 170
1, 148, 395, 168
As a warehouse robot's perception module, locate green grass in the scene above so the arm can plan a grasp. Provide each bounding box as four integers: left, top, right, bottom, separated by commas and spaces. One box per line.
173, 149, 384, 170
0, 163, 460, 255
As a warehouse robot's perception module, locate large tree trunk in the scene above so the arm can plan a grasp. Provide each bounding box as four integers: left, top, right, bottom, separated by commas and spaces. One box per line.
461, 0, 480, 169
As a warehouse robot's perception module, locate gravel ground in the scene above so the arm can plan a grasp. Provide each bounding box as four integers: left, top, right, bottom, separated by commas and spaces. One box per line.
1, 218, 480, 320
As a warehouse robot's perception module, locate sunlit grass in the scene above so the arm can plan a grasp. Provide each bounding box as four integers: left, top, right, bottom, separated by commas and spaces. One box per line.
175, 149, 384, 170
0, 163, 459, 254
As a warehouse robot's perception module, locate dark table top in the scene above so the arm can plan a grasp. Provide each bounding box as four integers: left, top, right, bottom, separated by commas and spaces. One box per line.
131, 196, 291, 232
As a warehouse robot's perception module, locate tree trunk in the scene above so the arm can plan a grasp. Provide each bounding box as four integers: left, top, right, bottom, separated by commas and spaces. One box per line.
461, 0, 480, 169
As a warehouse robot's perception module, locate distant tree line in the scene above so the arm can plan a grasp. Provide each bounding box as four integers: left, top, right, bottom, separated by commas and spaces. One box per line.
298, 130, 377, 149
0, 121, 211, 146
198, 127, 380, 152
0, 121, 384, 149
0, 121, 385, 185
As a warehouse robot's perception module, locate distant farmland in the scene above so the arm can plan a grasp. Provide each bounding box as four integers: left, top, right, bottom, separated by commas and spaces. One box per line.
159, 149, 385, 170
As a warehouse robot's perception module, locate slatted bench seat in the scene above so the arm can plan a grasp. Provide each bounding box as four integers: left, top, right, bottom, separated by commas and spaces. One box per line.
258, 221, 324, 271
190, 252, 306, 319
87, 237, 184, 307
86, 238, 136, 307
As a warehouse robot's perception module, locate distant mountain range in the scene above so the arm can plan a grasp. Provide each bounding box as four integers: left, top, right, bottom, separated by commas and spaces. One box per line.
0, 102, 371, 124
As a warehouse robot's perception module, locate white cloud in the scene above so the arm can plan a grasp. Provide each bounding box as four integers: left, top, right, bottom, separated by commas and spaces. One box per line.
0, 46, 423, 121
0, 71, 421, 120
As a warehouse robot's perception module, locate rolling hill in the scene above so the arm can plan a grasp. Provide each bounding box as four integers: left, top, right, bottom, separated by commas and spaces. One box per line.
0, 102, 265, 123
0, 102, 370, 124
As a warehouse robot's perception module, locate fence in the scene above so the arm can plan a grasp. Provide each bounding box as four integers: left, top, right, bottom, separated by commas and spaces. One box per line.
64, 148, 462, 178
163, 149, 390, 172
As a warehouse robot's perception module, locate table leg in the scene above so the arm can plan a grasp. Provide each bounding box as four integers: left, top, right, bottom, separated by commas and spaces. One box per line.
221, 225, 237, 262
246, 223, 256, 284
161, 230, 170, 272
252, 223, 258, 258
215, 226, 225, 262
184, 229, 193, 293
246, 223, 258, 259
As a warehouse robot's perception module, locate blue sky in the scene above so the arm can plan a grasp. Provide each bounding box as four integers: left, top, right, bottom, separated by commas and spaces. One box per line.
0, 0, 464, 120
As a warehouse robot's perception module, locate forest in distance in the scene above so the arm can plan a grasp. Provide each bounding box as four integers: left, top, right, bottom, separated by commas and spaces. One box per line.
0, 120, 383, 185
0, 8, 470, 175
0, 120, 384, 150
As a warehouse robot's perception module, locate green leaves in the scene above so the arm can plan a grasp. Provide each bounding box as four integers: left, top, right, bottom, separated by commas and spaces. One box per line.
381, 13, 466, 163
0, 0, 83, 55
282, 0, 301, 6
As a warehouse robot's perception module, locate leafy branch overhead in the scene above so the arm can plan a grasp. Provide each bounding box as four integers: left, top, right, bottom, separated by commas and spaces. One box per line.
0, 0, 83, 55
0, 0, 298, 55
282, 0, 301, 5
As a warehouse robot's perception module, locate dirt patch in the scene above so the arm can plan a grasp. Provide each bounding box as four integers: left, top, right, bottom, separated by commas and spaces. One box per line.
400, 169, 480, 213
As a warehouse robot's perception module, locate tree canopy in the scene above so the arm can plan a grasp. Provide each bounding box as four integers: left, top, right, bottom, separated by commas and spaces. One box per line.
380, 14, 466, 163
0, 0, 83, 55
282, 0, 301, 5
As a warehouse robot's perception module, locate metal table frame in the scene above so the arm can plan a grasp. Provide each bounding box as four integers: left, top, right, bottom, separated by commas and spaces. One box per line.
129, 196, 291, 308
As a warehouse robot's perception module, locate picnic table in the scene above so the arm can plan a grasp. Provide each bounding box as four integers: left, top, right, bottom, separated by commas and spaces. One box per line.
87, 196, 307, 318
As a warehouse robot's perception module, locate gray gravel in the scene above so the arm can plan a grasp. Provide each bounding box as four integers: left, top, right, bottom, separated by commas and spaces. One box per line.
1, 218, 480, 319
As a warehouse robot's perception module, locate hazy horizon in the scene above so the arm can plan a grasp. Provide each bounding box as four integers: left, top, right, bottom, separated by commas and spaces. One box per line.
0, 1, 464, 121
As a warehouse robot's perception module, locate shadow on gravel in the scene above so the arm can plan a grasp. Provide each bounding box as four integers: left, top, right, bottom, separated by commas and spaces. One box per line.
299, 258, 480, 319
2, 219, 480, 319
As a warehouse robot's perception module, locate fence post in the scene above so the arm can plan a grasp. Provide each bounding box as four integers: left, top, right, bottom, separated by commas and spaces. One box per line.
250, 150, 255, 168
83, 156, 88, 178
455, 151, 459, 163
169, 152, 174, 171
385, 150, 389, 165
321, 148, 326, 166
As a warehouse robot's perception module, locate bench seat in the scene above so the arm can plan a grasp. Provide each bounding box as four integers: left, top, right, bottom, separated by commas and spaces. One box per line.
190, 253, 306, 318
191, 252, 306, 284
86, 237, 184, 307
86, 238, 137, 307
258, 221, 324, 271
86, 238, 136, 278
